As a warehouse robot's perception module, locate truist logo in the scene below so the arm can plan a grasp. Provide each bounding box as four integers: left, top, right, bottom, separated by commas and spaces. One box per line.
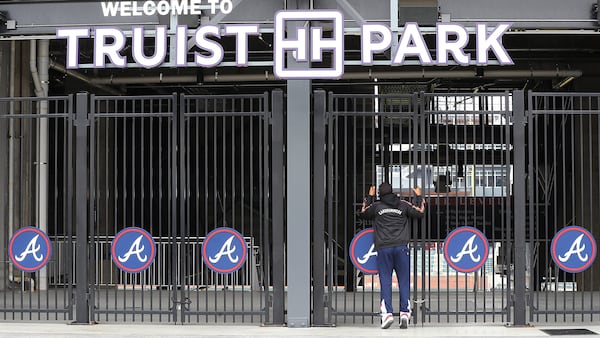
56, 9, 513, 79
274, 10, 344, 79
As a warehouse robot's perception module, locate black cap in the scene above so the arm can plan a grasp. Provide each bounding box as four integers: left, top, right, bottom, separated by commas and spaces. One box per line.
379, 182, 392, 196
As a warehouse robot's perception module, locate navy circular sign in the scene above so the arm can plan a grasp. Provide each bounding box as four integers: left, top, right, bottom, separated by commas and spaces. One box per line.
111, 227, 156, 273
443, 226, 489, 273
9, 226, 52, 272
349, 228, 378, 274
551, 226, 597, 273
202, 227, 247, 274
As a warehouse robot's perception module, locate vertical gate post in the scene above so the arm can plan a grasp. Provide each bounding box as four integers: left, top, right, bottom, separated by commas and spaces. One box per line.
271, 90, 285, 325
312, 90, 326, 326
74, 92, 90, 324
512, 90, 527, 326
176, 93, 185, 323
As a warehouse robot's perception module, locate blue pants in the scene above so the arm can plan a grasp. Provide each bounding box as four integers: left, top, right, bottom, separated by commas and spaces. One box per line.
377, 245, 411, 316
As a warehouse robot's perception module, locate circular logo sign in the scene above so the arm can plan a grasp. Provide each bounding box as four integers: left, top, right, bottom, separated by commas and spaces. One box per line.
551, 226, 597, 273
443, 226, 489, 273
9, 226, 52, 272
111, 227, 156, 273
202, 227, 247, 274
349, 228, 378, 274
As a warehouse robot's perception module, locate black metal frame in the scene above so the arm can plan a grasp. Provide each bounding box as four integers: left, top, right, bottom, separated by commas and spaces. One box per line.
0, 95, 74, 321
526, 92, 600, 323
1, 91, 599, 326
315, 91, 517, 326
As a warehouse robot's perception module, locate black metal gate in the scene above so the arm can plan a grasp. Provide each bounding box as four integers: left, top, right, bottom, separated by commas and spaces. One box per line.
2, 91, 599, 326
317, 91, 514, 326
89, 94, 179, 322
0, 96, 74, 320
88, 93, 277, 324
527, 92, 600, 323
178, 93, 273, 324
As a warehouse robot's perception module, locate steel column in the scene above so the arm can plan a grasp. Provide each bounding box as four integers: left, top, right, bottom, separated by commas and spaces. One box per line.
513, 90, 527, 326
74, 92, 90, 324
286, 80, 312, 328
271, 90, 285, 325
312, 90, 326, 326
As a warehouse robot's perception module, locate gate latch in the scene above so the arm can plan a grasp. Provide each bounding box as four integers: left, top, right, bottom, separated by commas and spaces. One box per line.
171, 297, 192, 311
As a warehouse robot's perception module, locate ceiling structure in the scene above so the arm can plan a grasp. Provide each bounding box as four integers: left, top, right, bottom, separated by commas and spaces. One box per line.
1, 0, 600, 96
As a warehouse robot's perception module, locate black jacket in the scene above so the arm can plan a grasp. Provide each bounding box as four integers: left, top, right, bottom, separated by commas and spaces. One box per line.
361, 193, 424, 250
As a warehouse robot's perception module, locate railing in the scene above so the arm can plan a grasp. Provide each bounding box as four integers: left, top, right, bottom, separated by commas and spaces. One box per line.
48, 237, 260, 289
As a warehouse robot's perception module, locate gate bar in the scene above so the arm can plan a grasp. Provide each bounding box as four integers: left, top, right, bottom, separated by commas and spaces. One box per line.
74, 92, 90, 324
271, 90, 285, 325
312, 90, 326, 326
513, 90, 527, 326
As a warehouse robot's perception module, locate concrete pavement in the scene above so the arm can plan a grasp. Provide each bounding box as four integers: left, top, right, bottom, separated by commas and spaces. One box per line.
0, 322, 599, 337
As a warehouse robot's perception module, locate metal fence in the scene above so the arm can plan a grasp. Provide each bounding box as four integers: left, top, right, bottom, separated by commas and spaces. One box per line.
179, 93, 273, 324
527, 92, 600, 323
86, 93, 276, 324
1, 91, 599, 326
0, 96, 74, 320
317, 91, 514, 326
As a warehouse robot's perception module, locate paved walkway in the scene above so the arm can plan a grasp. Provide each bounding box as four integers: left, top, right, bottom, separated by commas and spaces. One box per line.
0, 322, 599, 337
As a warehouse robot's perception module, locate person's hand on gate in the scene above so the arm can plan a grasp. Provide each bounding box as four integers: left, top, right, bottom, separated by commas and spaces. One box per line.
412, 186, 422, 196
368, 186, 376, 196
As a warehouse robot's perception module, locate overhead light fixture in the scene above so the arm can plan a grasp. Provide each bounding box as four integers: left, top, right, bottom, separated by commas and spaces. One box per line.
555, 76, 575, 89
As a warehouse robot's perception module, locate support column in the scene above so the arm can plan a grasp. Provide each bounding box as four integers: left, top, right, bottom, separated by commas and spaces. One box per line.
36, 39, 50, 291
285, 0, 312, 328
286, 79, 311, 328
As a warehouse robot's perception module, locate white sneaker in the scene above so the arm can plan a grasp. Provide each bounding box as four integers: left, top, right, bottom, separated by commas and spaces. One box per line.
380, 314, 394, 329
399, 313, 409, 329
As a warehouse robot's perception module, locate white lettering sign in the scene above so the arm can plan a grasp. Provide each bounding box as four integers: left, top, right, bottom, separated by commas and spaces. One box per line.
56, 10, 514, 78
100, 1, 211, 17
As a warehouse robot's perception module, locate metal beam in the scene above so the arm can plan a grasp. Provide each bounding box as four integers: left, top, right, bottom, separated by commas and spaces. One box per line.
335, 0, 366, 26
74, 92, 90, 324
512, 90, 527, 326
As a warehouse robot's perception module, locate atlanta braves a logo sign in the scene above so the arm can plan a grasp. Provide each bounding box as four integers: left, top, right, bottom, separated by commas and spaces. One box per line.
349, 228, 378, 274
9, 226, 52, 272
202, 227, 247, 274
551, 226, 597, 273
443, 226, 489, 273
111, 227, 156, 273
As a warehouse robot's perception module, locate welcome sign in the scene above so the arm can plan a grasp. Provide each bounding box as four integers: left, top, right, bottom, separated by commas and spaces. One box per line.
56, 5, 514, 79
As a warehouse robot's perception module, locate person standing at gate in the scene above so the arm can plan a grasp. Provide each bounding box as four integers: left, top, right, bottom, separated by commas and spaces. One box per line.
360, 182, 425, 329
